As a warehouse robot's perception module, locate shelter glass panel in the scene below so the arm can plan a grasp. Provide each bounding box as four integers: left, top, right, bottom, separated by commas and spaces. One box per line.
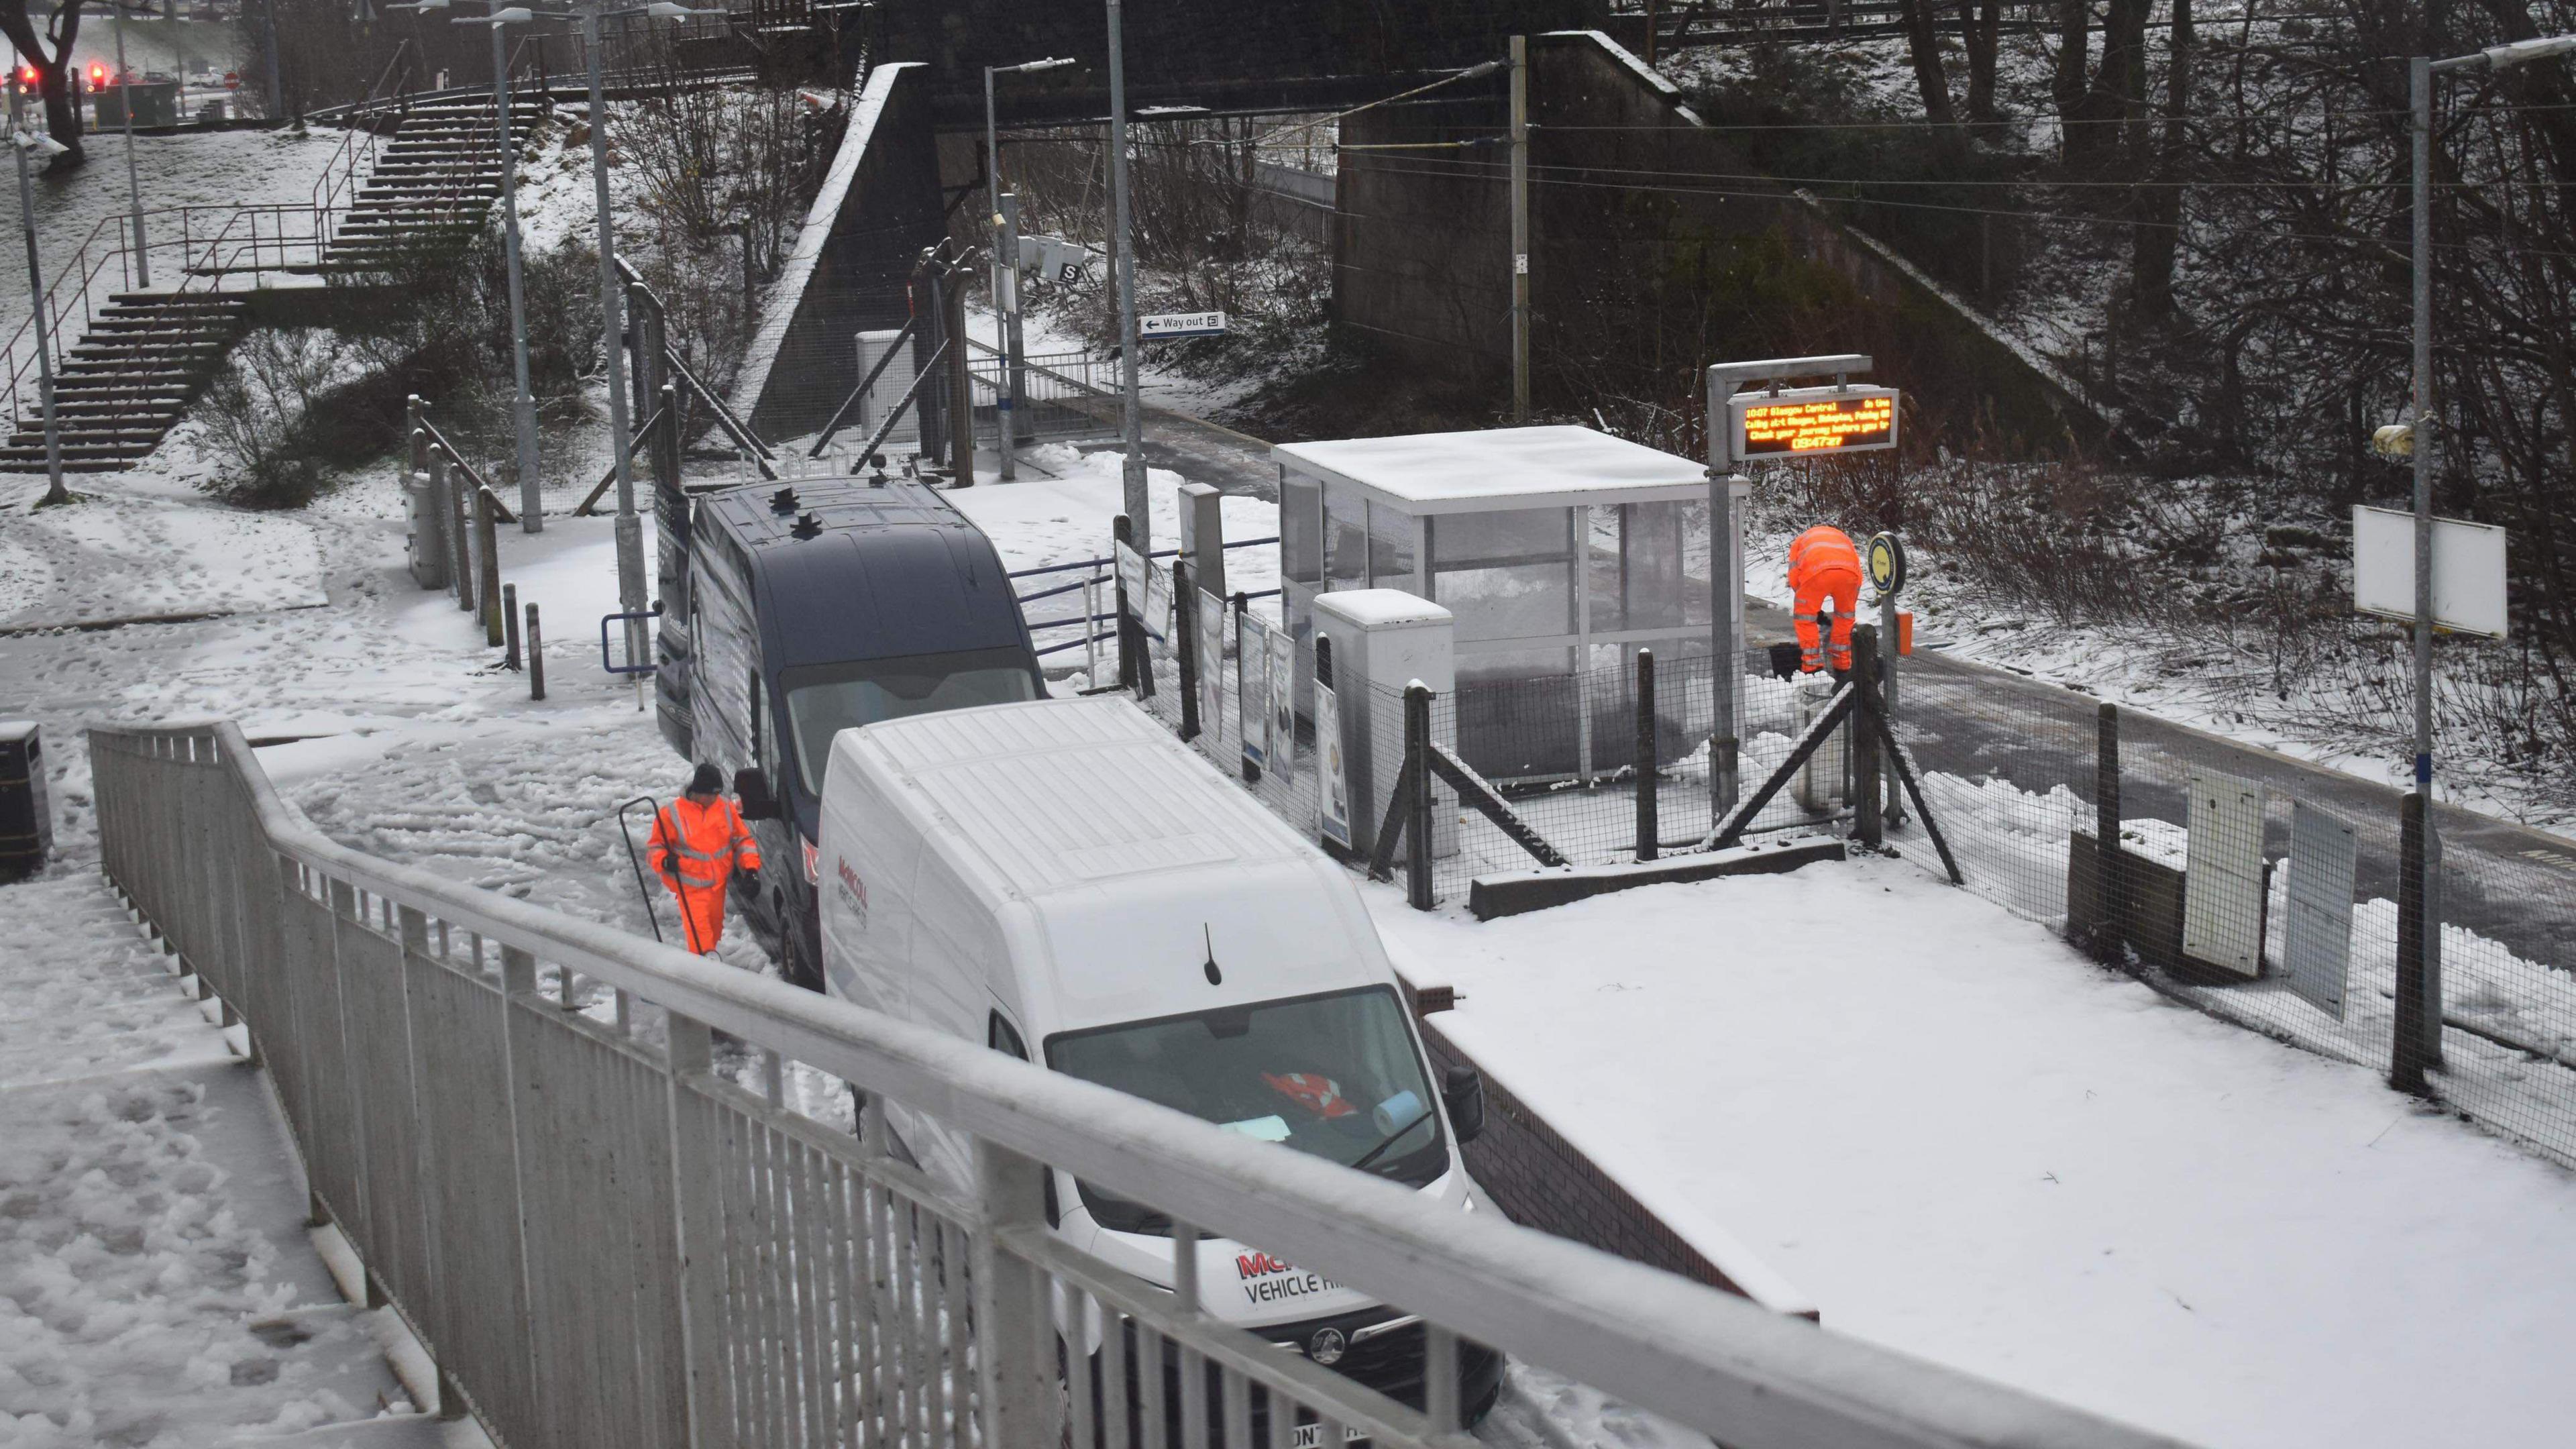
1282, 473, 1323, 586
1368, 500, 1417, 591
1324, 482, 1368, 590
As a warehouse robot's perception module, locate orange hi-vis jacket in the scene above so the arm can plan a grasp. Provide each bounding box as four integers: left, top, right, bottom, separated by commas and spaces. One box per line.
1787, 525, 1864, 673
647, 795, 761, 955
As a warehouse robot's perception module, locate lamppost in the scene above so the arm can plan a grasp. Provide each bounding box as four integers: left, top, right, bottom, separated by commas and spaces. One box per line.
1104, 0, 1146, 548
984, 54, 1071, 484
113, 5, 147, 286
2385, 30, 2575, 1090
462, 5, 543, 530
9, 79, 69, 506
507, 1, 718, 664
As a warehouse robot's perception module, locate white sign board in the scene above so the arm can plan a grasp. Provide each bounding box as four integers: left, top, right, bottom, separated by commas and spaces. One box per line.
2282, 802, 2358, 1020
1268, 626, 1296, 783
1140, 311, 1227, 341
2353, 505, 2507, 639
1196, 589, 1226, 756
1238, 613, 1271, 771
1114, 540, 1147, 616
2182, 770, 2269, 980
1316, 674, 1350, 849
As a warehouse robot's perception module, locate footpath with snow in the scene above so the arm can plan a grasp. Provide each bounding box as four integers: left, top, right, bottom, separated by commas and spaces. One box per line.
0, 873, 470, 1446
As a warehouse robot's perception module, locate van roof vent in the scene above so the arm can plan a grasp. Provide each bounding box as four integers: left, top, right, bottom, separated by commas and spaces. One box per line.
790, 511, 824, 539
769, 486, 799, 514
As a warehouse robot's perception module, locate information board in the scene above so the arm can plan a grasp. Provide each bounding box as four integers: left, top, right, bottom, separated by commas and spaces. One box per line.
1238, 614, 1271, 771
1731, 385, 1900, 459
2351, 505, 2508, 639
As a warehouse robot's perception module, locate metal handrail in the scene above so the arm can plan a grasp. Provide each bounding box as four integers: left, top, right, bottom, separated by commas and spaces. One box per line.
87, 716, 2192, 1449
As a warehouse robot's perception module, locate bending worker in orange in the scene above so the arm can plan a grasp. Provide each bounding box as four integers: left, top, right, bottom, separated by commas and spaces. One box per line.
1788, 524, 1866, 676
647, 763, 762, 955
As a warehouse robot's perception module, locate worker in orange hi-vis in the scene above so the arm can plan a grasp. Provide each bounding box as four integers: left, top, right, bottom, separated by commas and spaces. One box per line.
1787, 524, 1866, 676
647, 764, 762, 955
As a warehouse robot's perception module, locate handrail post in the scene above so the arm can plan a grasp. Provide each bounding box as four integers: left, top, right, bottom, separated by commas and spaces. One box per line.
1175, 559, 1199, 741
971, 1137, 1053, 1448
1406, 683, 1435, 909
477, 488, 504, 646
1851, 623, 1883, 849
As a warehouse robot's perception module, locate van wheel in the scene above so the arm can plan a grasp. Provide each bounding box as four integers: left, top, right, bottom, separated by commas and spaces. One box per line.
782, 929, 824, 993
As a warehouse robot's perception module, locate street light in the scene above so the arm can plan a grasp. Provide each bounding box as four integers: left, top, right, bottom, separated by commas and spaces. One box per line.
1105, 0, 1146, 547
2386, 30, 2575, 1090
983, 55, 1071, 482
113, 5, 147, 288
457, 4, 544, 531
503, 1, 720, 666
9, 93, 68, 506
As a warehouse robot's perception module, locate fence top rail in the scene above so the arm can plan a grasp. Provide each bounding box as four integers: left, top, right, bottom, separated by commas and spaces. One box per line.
87, 716, 2196, 1449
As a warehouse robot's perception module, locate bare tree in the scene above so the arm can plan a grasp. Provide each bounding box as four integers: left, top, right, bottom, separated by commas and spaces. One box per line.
0, 0, 85, 169
1898, 0, 1959, 127
2126, 0, 2191, 320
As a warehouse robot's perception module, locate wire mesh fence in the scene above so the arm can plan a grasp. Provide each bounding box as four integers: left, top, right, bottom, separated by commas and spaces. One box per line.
1107, 565, 2576, 1171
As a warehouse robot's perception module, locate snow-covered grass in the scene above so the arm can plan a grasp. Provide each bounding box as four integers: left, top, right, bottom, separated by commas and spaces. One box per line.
1370, 856, 2576, 1449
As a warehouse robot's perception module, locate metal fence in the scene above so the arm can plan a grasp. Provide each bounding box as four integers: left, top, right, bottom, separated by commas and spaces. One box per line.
1116, 570, 2576, 1173
86, 718, 2178, 1449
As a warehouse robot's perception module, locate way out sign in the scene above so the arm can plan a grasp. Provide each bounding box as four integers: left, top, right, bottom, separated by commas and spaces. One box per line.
1140, 311, 1227, 341
1730, 385, 1900, 459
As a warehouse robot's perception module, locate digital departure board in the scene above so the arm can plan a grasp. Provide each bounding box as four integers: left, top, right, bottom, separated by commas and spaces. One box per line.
1730, 385, 1900, 459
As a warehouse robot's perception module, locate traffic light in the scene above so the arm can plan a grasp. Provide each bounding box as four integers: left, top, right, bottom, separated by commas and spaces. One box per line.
88, 62, 106, 93
16, 66, 36, 93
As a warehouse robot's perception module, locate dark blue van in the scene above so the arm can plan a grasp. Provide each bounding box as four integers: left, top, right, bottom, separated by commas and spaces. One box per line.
660, 476, 1040, 988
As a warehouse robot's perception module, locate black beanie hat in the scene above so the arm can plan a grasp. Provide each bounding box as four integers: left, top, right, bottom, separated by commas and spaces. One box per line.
689, 763, 724, 795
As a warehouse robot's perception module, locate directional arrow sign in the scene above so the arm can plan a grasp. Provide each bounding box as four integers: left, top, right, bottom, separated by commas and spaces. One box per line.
1140, 311, 1227, 341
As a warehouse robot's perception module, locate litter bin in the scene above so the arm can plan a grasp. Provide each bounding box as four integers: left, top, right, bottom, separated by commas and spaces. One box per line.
0, 721, 51, 883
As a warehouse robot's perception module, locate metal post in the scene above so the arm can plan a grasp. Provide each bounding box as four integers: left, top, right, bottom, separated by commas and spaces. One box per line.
115, 8, 148, 287
1851, 624, 1882, 848
1114, 513, 1139, 690
1880, 590, 1903, 823
476, 488, 504, 646
1406, 683, 1434, 908
1106, 0, 1148, 545
2406, 54, 2443, 1062
526, 604, 546, 699
494, 19, 540, 530
2394, 792, 2432, 1093
2094, 702, 2123, 963
970, 1140, 1053, 1448
586, 7, 647, 670
1634, 648, 1658, 862
1705, 384, 1743, 810
1002, 192, 1030, 449
12, 82, 64, 506
987, 72, 1016, 480
503, 583, 522, 669
946, 256, 976, 484
1509, 34, 1531, 423
1175, 559, 1199, 741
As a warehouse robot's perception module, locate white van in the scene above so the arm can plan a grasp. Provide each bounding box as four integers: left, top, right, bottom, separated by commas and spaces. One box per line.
816, 695, 1503, 1426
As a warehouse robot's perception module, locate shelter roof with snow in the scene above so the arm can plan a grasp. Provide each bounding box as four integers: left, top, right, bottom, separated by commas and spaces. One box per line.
1270, 425, 1707, 514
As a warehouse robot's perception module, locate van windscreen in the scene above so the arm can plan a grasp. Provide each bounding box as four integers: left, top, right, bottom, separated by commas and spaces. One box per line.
1047, 985, 1446, 1235
782, 647, 1037, 794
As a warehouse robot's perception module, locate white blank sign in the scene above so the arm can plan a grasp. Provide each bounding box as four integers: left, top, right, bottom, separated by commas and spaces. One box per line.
2353, 504, 2508, 639
2184, 771, 2269, 980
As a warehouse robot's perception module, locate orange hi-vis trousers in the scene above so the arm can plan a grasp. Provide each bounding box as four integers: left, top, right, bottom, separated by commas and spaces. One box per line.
647, 795, 761, 954
1788, 525, 1864, 672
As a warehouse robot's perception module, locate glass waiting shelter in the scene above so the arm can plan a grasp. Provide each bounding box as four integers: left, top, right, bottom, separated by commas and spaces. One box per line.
1272, 425, 1713, 780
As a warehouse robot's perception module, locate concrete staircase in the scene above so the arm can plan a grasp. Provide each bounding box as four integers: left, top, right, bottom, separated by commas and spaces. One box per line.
0, 94, 543, 473
319, 93, 548, 272
0, 294, 250, 473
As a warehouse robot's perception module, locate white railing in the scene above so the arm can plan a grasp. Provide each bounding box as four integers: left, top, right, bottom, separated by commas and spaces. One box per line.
87, 718, 2192, 1449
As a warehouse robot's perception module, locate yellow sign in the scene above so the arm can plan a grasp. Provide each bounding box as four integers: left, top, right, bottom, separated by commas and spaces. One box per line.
1732, 386, 1900, 459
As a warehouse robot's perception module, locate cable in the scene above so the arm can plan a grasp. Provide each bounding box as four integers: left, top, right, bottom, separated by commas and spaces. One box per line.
1334, 155, 2576, 264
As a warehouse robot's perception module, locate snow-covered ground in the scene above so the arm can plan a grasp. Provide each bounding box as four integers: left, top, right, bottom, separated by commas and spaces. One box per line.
1372, 857, 2576, 1449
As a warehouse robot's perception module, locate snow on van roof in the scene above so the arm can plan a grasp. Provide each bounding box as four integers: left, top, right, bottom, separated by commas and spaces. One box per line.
854, 697, 1311, 896
1270, 425, 1705, 515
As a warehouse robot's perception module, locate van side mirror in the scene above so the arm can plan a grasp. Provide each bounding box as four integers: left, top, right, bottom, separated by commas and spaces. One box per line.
733, 767, 781, 821
1442, 1065, 1486, 1145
